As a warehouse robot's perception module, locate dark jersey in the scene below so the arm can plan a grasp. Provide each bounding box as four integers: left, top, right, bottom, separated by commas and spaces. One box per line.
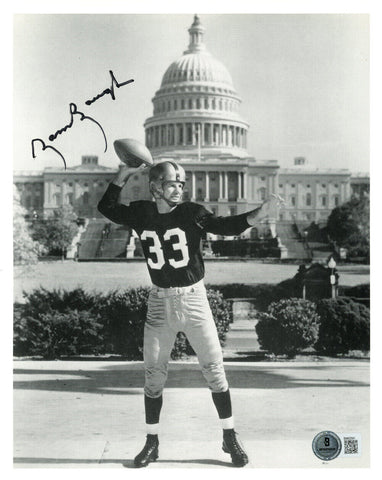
98, 183, 250, 288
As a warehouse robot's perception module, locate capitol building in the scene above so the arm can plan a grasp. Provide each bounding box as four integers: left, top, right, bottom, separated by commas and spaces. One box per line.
14, 16, 369, 230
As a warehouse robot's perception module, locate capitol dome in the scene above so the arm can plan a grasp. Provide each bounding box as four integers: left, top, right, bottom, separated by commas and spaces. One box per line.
144, 15, 249, 158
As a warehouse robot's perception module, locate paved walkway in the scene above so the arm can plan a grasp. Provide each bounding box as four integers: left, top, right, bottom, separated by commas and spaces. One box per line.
13, 359, 369, 469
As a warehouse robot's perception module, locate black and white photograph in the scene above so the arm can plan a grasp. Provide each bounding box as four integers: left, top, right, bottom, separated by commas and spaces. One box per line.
10, 1, 373, 472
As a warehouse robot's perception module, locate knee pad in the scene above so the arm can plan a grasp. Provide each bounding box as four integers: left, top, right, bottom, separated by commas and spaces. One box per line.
144, 365, 168, 398
201, 361, 229, 393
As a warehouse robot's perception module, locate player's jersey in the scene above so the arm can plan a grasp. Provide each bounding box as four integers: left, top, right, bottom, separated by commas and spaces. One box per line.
98, 183, 250, 288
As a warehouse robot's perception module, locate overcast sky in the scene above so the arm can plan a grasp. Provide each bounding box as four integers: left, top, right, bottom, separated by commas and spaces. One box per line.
13, 13, 369, 173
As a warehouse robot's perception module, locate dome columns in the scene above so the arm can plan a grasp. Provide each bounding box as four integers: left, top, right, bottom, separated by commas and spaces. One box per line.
185, 169, 248, 204
145, 121, 248, 151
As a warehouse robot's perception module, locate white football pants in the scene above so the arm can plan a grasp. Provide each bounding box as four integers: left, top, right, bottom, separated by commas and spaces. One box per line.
143, 279, 229, 398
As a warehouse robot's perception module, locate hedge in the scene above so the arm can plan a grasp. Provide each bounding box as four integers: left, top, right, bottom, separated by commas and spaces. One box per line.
207, 281, 370, 311
315, 297, 370, 354
13, 286, 232, 360
255, 298, 320, 357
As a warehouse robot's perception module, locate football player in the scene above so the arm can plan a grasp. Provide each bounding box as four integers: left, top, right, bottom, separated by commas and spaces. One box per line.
98, 161, 283, 467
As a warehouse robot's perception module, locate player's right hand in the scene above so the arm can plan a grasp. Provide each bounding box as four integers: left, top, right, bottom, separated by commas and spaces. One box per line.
113, 163, 148, 187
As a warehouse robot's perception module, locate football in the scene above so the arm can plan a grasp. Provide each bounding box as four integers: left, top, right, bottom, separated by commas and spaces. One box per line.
113, 138, 154, 168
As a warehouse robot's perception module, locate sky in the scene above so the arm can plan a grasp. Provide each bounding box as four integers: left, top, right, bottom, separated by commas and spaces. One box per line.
13, 12, 370, 174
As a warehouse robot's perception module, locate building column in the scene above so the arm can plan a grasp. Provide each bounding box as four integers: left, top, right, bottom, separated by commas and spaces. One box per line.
44, 181, 49, 208
205, 172, 210, 201
271, 174, 276, 195
238, 171, 242, 199
192, 123, 196, 145
219, 172, 223, 199
219, 124, 222, 146
243, 171, 248, 199
191, 172, 196, 200
224, 171, 228, 200
182, 124, 186, 146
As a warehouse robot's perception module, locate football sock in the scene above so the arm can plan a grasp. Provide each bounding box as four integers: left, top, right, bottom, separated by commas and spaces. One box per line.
146, 423, 159, 435
212, 389, 233, 419
144, 394, 163, 425
221, 417, 235, 430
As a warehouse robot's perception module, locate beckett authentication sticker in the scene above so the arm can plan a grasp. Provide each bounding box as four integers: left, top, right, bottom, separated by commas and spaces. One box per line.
312, 431, 342, 461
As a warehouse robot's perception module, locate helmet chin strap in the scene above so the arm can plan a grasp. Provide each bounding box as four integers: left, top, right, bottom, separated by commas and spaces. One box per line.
151, 183, 180, 208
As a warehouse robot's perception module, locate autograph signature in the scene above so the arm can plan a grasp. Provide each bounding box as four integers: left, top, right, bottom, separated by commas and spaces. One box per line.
31, 70, 134, 169
85, 70, 134, 106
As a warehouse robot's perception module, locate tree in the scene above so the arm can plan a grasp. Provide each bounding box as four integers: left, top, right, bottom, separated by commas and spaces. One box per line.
326, 195, 369, 259
31, 206, 79, 258
13, 186, 45, 265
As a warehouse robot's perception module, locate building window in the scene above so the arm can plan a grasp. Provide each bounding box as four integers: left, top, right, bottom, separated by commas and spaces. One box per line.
196, 98, 200, 109
229, 206, 237, 216
188, 99, 192, 109
258, 187, 266, 201
306, 193, 312, 206
291, 184, 295, 188
204, 98, 208, 109
53, 193, 61, 206
83, 192, 89, 205
66, 193, 73, 205
181, 99, 185, 109
291, 195, 296, 206
321, 195, 327, 207
279, 184, 283, 188
322, 184, 326, 188
334, 196, 339, 206
307, 184, 311, 188
174, 99, 178, 110
260, 176, 266, 181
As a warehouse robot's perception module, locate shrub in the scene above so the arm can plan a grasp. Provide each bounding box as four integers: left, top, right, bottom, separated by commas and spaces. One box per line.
207, 280, 299, 312
94, 287, 150, 359
19, 287, 97, 317
13, 309, 104, 359
339, 283, 370, 298
14, 286, 232, 360
315, 297, 370, 354
255, 298, 320, 357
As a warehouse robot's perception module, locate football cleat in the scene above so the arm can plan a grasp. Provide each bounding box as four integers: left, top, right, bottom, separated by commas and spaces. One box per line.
222, 430, 249, 467
133, 434, 159, 468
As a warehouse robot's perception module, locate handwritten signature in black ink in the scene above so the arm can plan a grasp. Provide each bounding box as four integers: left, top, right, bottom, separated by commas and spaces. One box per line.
85, 70, 134, 106
31, 70, 134, 169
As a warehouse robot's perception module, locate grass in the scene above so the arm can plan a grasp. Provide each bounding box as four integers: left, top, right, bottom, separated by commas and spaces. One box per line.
14, 260, 370, 303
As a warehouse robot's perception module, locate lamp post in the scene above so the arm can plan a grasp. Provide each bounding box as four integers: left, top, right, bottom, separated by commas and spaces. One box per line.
328, 256, 337, 299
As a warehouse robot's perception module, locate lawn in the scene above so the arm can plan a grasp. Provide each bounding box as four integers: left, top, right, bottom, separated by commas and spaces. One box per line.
13, 260, 370, 302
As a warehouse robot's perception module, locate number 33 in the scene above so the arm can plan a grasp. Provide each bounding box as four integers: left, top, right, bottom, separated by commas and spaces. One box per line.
140, 227, 190, 269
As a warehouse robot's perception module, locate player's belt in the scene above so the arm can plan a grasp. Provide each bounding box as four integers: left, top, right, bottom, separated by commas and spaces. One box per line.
152, 279, 205, 297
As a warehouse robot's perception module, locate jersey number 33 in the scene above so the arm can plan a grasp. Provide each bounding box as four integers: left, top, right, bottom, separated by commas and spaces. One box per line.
140, 227, 190, 270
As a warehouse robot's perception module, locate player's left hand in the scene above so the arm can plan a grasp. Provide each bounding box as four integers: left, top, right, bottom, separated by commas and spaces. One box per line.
247, 194, 285, 225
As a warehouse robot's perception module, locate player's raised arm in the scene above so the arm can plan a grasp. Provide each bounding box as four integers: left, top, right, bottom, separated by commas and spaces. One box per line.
97, 165, 144, 224
196, 194, 285, 236
98, 138, 154, 224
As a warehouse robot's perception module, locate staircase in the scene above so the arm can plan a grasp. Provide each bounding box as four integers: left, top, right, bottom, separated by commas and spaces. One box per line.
276, 222, 311, 260
78, 219, 105, 259
78, 220, 131, 259
97, 224, 131, 258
